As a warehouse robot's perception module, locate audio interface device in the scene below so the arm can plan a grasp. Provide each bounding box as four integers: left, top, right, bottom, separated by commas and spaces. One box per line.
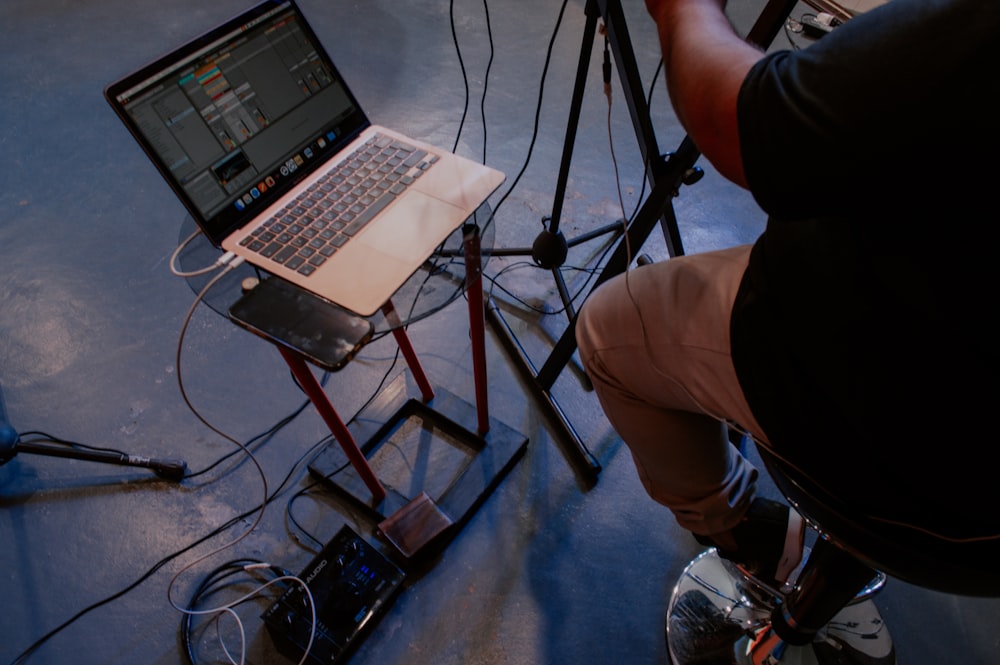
262, 525, 406, 664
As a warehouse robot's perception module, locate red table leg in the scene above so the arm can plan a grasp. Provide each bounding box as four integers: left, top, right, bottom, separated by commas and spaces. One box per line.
276, 345, 386, 503
463, 223, 490, 435
381, 299, 435, 402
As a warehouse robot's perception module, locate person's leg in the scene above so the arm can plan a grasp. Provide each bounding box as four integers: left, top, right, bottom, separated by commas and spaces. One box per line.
576, 245, 767, 537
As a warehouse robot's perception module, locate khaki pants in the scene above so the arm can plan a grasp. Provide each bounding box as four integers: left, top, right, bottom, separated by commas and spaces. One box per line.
576, 245, 766, 536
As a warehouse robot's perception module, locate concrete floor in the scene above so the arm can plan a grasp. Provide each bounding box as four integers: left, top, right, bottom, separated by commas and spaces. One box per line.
2, 1, 998, 664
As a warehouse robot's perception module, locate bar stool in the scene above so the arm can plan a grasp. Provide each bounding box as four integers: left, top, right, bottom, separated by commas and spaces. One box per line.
665, 437, 1000, 665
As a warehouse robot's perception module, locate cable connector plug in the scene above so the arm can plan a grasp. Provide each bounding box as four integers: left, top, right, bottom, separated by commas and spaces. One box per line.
222, 255, 246, 271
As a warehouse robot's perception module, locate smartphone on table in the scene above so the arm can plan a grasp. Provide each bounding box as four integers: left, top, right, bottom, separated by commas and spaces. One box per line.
228, 277, 373, 371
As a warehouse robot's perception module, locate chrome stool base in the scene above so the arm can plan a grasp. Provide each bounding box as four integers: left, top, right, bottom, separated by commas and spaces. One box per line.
665, 549, 895, 665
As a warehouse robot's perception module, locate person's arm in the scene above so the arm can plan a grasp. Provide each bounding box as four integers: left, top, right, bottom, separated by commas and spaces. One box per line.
645, 0, 764, 188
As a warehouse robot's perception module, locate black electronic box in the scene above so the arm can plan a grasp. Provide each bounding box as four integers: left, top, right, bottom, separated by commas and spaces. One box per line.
262, 525, 406, 664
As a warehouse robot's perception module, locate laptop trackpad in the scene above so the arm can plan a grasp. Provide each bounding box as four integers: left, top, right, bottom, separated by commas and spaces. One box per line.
357, 191, 464, 260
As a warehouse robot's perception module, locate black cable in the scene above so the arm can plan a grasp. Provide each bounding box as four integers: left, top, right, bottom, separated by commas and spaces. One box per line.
479, 2, 668, 322
180, 558, 292, 665
447, 0, 495, 162
783, 15, 807, 49
479, 0, 495, 164
449, 0, 471, 153
285, 483, 329, 551
482, 226, 618, 318
284, 471, 356, 552
7, 419, 332, 665
482, 0, 571, 226
9, 269, 365, 664
9, 306, 404, 663
625, 57, 664, 225
9, 5, 597, 661
181, 390, 315, 481
13, 431, 137, 458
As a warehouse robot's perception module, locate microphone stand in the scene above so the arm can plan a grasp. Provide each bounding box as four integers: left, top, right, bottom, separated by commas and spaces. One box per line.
485, 0, 800, 484
0, 382, 187, 481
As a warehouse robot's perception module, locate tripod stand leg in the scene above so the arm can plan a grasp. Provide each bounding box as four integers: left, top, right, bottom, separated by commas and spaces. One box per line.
489, 0, 800, 483
487, 297, 602, 484
537, 137, 697, 388
488, 0, 681, 481
531, 0, 801, 385
542, 2, 602, 271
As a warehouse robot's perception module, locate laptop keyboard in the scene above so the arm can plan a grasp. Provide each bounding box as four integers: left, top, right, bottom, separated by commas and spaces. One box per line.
239, 132, 439, 277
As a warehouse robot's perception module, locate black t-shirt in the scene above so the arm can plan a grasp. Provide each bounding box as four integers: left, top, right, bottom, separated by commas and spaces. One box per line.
732, 0, 1000, 538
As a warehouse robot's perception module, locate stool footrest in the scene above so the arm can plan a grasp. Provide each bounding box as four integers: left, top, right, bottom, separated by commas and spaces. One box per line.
774, 537, 879, 645
665, 548, 896, 665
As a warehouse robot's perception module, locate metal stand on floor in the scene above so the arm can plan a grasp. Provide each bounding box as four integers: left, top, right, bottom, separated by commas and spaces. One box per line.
0, 381, 187, 481
486, 0, 799, 484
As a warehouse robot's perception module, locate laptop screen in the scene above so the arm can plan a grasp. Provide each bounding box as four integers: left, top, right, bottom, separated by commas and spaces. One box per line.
106, 0, 370, 246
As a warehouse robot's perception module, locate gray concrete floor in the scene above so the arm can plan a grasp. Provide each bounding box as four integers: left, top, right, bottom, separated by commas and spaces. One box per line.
2, 1, 997, 664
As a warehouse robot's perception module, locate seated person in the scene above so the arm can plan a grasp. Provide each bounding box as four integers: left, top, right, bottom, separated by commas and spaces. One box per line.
576, 0, 1000, 584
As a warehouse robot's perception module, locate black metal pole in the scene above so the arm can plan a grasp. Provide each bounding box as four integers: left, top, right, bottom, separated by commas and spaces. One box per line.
487, 0, 802, 483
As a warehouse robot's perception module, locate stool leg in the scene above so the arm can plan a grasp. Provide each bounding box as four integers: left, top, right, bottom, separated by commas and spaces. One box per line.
771, 537, 877, 645
666, 547, 895, 665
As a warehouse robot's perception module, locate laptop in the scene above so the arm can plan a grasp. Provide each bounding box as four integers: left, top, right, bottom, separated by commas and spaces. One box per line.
105, 0, 505, 317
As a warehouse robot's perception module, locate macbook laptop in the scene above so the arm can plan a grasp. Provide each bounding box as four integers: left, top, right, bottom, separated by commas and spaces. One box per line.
105, 0, 505, 316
